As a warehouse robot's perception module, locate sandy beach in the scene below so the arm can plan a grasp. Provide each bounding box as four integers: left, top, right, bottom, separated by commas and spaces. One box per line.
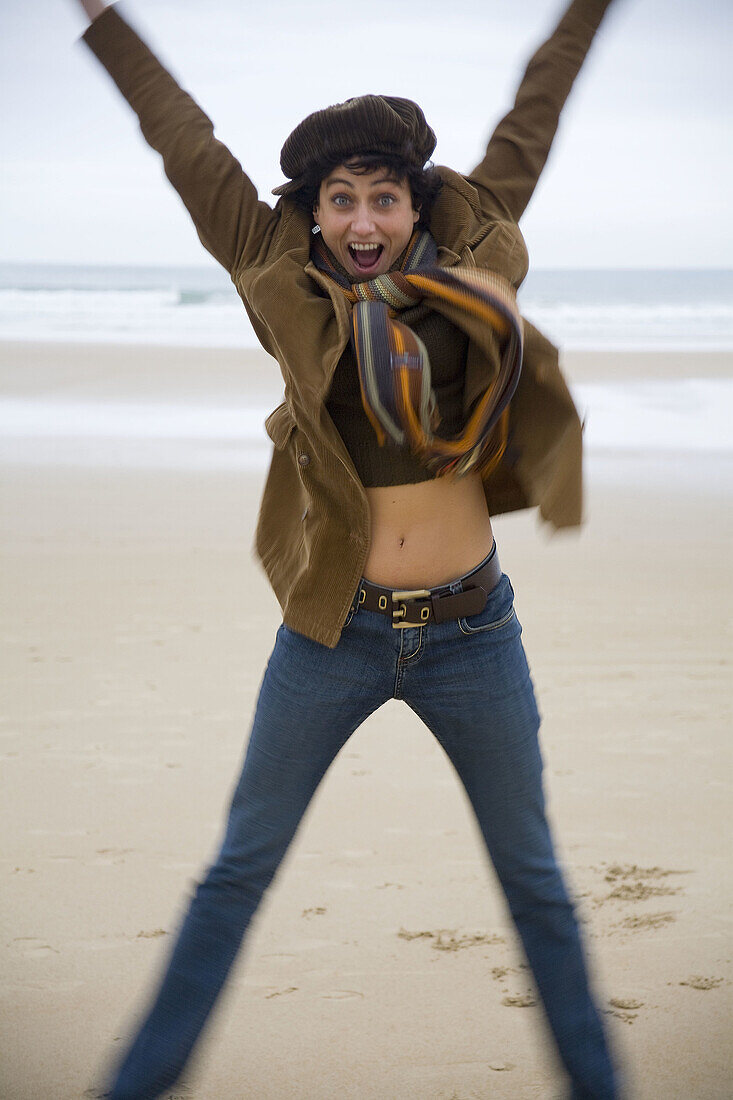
1, 341, 731, 1099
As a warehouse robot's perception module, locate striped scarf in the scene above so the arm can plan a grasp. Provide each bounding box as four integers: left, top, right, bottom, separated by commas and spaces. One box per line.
312, 228, 523, 478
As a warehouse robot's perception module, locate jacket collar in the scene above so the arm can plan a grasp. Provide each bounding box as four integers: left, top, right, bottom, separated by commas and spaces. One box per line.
431, 166, 487, 252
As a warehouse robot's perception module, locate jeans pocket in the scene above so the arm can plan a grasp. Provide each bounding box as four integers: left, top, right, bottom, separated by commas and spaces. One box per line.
458, 575, 517, 636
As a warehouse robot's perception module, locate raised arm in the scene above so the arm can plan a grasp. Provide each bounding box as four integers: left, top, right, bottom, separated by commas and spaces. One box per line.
466, 0, 615, 224
78, 3, 278, 273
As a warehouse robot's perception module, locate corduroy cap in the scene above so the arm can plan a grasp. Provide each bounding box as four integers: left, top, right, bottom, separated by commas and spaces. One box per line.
272, 95, 436, 197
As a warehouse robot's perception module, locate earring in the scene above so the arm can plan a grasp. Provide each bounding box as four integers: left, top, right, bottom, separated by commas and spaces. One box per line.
311, 224, 321, 235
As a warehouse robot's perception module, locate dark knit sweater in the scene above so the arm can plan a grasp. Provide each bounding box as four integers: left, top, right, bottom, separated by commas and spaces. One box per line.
325, 301, 470, 487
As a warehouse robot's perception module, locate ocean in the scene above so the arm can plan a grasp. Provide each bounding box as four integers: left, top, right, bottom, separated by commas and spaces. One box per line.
1, 264, 731, 476
1, 263, 731, 352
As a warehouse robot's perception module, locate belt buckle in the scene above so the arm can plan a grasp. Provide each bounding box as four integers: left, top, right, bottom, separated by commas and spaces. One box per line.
391, 588, 431, 629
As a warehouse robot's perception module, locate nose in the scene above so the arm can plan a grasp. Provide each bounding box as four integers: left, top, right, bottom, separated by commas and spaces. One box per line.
350, 202, 376, 236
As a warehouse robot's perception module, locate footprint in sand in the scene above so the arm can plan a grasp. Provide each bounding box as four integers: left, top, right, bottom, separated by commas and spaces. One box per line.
604, 996, 645, 1024
607, 882, 681, 902
679, 976, 725, 991
397, 928, 505, 952
590, 863, 691, 910
501, 993, 537, 1007
11, 938, 59, 958
616, 911, 677, 932
602, 862, 692, 885
397, 928, 435, 942
433, 931, 504, 952
605, 1008, 638, 1024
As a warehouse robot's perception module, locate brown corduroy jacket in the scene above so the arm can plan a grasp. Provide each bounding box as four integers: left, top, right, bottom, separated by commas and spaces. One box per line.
83, 0, 613, 648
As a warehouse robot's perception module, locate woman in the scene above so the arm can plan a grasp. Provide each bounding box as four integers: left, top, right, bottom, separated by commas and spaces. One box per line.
77, 0, 620, 1096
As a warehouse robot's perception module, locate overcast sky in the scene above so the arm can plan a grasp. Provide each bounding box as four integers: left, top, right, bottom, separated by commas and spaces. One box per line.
2, 0, 731, 268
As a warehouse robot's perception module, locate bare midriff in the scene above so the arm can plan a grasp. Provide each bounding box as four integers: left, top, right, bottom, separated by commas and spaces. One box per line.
363, 472, 494, 589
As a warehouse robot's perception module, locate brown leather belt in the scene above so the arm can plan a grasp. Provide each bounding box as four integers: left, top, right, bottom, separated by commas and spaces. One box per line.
353, 544, 502, 629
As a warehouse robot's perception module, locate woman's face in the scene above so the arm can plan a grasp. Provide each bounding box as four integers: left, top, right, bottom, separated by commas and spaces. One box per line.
313, 165, 420, 279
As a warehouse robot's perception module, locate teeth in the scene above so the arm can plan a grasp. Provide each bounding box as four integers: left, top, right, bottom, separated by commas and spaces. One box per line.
350, 243, 381, 251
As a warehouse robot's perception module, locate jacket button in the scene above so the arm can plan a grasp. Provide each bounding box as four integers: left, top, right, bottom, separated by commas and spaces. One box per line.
298, 453, 311, 467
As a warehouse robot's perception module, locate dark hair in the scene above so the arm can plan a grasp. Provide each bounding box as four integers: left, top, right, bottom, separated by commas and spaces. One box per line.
289, 152, 443, 227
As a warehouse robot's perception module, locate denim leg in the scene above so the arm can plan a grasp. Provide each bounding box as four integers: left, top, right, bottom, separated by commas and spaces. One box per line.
108, 620, 386, 1100
402, 579, 618, 1100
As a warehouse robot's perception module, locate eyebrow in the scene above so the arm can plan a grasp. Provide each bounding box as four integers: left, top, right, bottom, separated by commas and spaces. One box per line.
325, 175, 402, 189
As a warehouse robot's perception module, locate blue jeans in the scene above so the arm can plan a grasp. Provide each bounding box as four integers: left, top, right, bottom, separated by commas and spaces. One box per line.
108, 562, 617, 1100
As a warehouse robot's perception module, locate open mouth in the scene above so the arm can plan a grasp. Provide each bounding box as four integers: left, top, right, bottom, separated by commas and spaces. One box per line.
348, 244, 384, 273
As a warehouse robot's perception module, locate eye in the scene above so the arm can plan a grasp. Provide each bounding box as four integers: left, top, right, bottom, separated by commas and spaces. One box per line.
377, 194, 396, 207
331, 194, 351, 207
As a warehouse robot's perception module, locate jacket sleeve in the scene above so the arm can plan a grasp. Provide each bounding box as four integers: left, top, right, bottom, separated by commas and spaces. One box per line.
466, 0, 615, 224
81, 6, 278, 274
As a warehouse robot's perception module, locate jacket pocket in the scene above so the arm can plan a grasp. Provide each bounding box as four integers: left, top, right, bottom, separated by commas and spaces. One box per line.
265, 401, 296, 449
